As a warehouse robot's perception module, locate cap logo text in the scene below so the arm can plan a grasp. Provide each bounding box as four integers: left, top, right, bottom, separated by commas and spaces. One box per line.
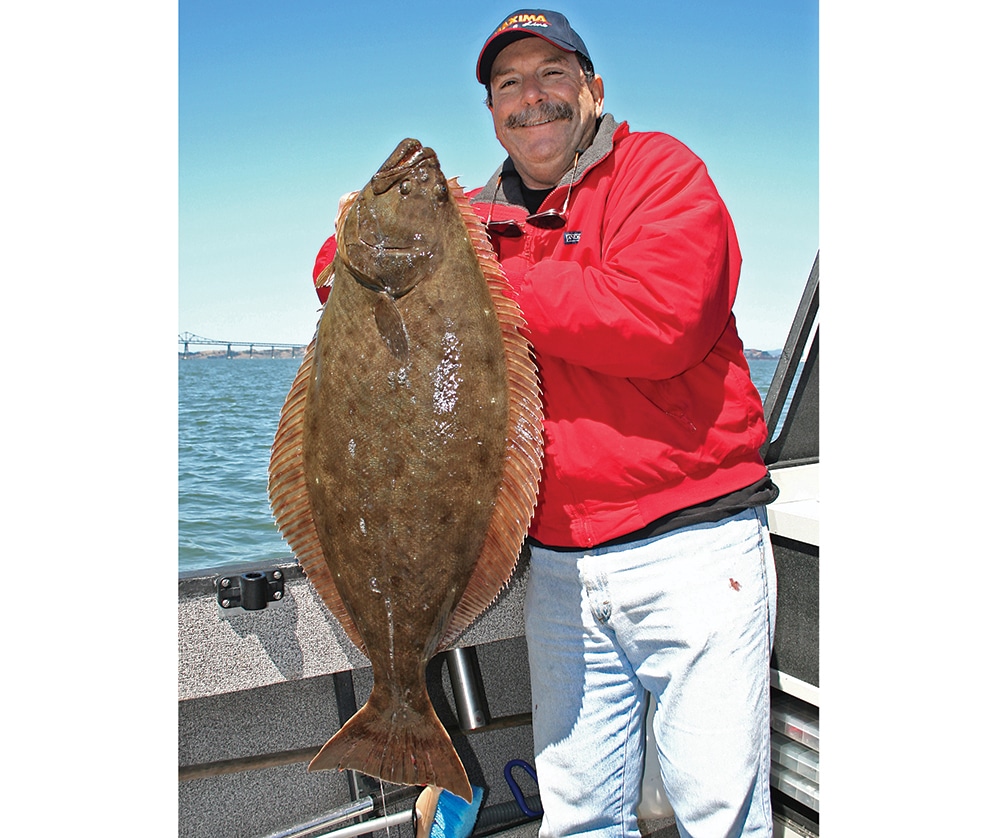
494, 13, 550, 36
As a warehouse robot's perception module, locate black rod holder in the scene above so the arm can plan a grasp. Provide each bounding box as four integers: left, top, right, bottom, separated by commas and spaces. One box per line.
216, 569, 285, 610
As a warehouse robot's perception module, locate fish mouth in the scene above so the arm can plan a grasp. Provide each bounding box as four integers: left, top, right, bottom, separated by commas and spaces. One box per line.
370, 138, 437, 195
387, 138, 428, 169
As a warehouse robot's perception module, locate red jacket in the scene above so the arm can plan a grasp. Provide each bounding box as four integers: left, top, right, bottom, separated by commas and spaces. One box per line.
312, 116, 769, 548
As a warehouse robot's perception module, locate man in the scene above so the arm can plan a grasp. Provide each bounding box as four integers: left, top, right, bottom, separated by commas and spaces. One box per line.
313, 10, 778, 837
471, 10, 779, 838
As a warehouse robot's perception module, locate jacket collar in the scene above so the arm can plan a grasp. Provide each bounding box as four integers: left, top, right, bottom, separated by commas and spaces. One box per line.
471, 114, 623, 209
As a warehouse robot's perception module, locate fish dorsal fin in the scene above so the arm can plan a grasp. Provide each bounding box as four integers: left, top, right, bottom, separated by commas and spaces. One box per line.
437, 179, 544, 650
315, 260, 335, 290
268, 335, 367, 655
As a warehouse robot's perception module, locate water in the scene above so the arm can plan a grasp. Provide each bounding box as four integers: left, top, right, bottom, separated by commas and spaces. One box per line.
178, 357, 788, 575
178, 357, 302, 574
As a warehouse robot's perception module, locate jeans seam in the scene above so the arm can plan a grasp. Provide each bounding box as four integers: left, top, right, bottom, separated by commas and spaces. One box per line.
617, 693, 640, 838
755, 506, 775, 659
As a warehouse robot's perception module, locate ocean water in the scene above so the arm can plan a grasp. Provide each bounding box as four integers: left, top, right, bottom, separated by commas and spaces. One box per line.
178, 356, 789, 575
178, 357, 303, 574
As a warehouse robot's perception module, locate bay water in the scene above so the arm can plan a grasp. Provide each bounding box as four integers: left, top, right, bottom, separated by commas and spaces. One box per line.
178, 356, 789, 575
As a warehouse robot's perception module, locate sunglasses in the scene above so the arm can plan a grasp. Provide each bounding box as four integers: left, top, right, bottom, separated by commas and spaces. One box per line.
485, 151, 581, 238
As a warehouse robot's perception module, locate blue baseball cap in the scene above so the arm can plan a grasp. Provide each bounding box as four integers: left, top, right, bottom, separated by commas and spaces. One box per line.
476, 9, 591, 85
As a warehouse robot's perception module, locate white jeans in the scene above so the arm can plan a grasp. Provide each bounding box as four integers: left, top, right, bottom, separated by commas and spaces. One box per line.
524, 507, 777, 838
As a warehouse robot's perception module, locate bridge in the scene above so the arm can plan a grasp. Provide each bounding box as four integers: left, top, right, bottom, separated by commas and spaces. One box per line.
178, 332, 308, 359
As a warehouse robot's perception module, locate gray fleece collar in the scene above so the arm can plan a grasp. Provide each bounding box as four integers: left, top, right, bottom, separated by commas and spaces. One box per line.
471, 114, 619, 209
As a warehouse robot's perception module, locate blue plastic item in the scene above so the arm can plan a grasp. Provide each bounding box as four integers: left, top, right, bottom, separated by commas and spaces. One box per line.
503, 759, 543, 817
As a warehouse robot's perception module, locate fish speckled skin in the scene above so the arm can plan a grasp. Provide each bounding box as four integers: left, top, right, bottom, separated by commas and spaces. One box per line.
268, 139, 543, 802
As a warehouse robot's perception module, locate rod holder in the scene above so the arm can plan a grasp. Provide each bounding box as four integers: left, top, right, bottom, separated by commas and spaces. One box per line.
216, 569, 285, 610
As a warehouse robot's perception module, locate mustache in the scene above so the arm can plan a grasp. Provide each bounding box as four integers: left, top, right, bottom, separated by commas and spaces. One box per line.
505, 100, 574, 129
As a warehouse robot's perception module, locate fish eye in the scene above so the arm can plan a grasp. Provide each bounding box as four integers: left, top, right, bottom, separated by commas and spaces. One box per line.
399, 179, 412, 195
433, 183, 449, 202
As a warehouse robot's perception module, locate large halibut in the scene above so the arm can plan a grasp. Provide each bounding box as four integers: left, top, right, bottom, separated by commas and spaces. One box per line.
268, 138, 543, 802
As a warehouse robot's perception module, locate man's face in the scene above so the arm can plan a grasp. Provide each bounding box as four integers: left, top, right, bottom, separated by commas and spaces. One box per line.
488, 37, 604, 190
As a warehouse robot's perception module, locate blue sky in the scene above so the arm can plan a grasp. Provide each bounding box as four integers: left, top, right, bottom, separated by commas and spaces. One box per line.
180, 0, 818, 352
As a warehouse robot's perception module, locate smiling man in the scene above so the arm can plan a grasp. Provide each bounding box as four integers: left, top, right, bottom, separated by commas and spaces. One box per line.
485, 35, 603, 190
467, 9, 781, 838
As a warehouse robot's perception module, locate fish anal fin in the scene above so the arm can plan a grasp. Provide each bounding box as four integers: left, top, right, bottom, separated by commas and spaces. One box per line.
268, 334, 368, 655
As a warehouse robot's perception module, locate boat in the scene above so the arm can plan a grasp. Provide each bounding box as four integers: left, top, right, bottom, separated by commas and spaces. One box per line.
178, 253, 820, 838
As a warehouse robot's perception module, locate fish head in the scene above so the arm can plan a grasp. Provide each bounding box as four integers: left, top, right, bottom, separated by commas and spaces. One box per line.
339, 138, 452, 298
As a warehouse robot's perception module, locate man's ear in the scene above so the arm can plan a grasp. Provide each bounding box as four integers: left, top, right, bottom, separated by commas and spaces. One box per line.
590, 75, 605, 118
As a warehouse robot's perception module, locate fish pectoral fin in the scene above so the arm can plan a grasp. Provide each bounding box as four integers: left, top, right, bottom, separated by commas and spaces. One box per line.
374, 293, 409, 360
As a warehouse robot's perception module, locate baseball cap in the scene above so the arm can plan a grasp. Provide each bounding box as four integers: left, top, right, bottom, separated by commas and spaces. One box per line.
476, 9, 591, 85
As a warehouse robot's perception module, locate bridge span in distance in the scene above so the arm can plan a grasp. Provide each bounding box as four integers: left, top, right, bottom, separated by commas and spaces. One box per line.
178, 332, 308, 359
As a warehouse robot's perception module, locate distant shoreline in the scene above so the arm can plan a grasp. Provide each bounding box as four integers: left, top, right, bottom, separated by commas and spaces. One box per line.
178, 349, 305, 360
743, 348, 781, 361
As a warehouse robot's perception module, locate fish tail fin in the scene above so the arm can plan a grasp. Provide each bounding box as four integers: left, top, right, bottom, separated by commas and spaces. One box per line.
309, 693, 473, 803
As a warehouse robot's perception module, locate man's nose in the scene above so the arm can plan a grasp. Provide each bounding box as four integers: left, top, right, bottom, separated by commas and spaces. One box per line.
520, 76, 546, 104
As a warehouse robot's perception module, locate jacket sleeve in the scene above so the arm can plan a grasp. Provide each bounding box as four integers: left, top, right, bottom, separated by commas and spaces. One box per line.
312, 234, 337, 305
515, 133, 742, 381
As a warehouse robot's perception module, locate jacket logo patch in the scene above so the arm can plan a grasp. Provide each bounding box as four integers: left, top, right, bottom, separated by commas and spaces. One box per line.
563, 231, 582, 245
